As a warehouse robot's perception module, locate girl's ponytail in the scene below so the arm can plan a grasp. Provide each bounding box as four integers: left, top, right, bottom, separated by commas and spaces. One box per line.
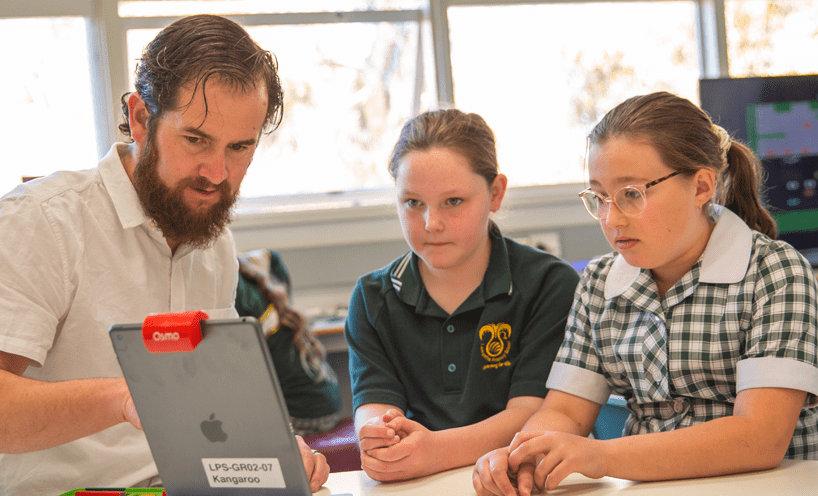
716, 140, 778, 239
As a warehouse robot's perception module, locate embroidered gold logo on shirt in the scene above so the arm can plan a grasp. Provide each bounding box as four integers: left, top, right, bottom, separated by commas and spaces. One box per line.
479, 322, 512, 369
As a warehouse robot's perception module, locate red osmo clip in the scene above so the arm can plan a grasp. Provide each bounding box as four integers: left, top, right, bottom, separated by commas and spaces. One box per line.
142, 310, 208, 353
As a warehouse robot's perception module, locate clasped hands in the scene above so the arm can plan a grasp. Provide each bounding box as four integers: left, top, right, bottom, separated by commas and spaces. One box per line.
358, 408, 442, 481
473, 431, 608, 496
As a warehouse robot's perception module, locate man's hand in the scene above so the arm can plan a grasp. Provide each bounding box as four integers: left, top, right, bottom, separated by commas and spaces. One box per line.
121, 392, 142, 430
296, 435, 330, 492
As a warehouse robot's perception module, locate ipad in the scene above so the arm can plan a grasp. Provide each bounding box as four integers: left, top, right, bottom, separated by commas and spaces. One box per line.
110, 317, 312, 496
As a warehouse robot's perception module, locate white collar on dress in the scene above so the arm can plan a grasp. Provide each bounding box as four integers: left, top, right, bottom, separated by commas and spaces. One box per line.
604, 205, 753, 299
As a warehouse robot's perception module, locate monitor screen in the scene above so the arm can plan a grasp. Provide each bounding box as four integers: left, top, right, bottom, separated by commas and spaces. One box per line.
700, 75, 818, 266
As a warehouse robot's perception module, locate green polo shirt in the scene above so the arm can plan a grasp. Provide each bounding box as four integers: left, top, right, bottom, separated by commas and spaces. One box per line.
235, 260, 340, 419
345, 230, 580, 430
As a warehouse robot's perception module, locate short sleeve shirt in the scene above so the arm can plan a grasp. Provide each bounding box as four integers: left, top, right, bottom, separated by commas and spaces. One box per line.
346, 231, 580, 430
547, 206, 818, 458
0, 144, 240, 496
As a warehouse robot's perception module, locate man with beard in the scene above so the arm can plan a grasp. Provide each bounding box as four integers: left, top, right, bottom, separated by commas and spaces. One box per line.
0, 15, 328, 496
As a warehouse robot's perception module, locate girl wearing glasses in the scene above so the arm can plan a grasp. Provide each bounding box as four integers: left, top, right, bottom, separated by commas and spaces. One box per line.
345, 109, 580, 482
474, 91, 818, 496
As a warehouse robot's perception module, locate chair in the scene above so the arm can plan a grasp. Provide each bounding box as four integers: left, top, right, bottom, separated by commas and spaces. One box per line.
591, 395, 629, 440
303, 417, 361, 472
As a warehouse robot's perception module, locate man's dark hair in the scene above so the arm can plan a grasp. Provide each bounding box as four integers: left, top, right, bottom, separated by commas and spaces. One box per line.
119, 14, 283, 137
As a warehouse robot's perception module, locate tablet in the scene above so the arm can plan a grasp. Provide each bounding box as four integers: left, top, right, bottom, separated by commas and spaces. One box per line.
110, 317, 312, 496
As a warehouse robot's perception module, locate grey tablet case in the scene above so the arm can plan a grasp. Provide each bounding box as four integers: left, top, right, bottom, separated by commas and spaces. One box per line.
110, 317, 312, 496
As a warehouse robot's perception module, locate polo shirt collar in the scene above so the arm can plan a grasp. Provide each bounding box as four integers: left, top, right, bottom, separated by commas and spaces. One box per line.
604, 205, 753, 300
390, 252, 418, 303
390, 229, 514, 309
484, 230, 514, 300
98, 143, 152, 230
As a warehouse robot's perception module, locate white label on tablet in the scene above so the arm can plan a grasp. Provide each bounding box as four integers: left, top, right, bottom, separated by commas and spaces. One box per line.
202, 458, 286, 488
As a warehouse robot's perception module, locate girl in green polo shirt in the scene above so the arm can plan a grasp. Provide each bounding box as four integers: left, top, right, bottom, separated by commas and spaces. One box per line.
235, 249, 341, 437
345, 109, 580, 482
473, 92, 818, 496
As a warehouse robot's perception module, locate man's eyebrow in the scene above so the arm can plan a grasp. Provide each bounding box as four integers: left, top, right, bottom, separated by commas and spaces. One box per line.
183, 126, 213, 140
232, 137, 259, 147
182, 127, 258, 147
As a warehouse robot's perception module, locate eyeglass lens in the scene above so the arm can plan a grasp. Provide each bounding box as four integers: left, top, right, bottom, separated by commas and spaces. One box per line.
582, 187, 646, 219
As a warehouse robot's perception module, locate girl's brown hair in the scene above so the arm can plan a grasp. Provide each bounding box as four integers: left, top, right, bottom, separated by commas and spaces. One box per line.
389, 109, 499, 187
589, 91, 777, 238
388, 109, 502, 233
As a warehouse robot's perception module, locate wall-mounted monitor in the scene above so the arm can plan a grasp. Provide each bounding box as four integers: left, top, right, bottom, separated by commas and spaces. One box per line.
700, 75, 818, 267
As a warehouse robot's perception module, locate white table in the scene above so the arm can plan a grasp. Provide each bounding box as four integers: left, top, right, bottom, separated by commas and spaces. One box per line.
316, 459, 818, 495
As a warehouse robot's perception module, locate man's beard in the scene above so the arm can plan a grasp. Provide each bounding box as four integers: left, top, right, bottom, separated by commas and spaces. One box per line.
132, 130, 238, 250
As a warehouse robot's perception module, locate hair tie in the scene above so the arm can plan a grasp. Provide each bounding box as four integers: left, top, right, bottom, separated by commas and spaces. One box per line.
712, 124, 731, 166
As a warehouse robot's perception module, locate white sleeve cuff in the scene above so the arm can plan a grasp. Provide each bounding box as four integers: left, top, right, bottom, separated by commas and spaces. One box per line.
546, 362, 612, 405
737, 357, 818, 397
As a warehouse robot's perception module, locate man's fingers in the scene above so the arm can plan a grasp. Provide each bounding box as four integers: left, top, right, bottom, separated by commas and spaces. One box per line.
123, 395, 142, 430
308, 451, 330, 492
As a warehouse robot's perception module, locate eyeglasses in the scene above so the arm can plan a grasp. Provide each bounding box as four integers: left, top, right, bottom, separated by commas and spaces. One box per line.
578, 170, 682, 220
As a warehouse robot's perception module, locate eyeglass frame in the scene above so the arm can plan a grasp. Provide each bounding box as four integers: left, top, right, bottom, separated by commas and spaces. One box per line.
577, 170, 683, 220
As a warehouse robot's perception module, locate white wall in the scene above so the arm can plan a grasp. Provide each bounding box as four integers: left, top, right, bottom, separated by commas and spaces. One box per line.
230, 183, 611, 315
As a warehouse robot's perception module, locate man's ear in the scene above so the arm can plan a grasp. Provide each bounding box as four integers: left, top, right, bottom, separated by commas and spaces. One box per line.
128, 93, 150, 145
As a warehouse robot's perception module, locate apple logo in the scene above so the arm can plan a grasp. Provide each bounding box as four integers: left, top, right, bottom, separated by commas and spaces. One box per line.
201, 413, 228, 442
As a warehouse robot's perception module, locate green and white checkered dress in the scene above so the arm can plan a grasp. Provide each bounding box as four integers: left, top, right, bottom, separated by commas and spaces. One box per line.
547, 206, 818, 458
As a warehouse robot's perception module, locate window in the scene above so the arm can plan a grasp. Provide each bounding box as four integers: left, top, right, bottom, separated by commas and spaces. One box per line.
0, 16, 98, 193
119, 0, 428, 16
448, 1, 700, 187
121, 1, 434, 198
725, 0, 818, 77
4, 1, 818, 204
